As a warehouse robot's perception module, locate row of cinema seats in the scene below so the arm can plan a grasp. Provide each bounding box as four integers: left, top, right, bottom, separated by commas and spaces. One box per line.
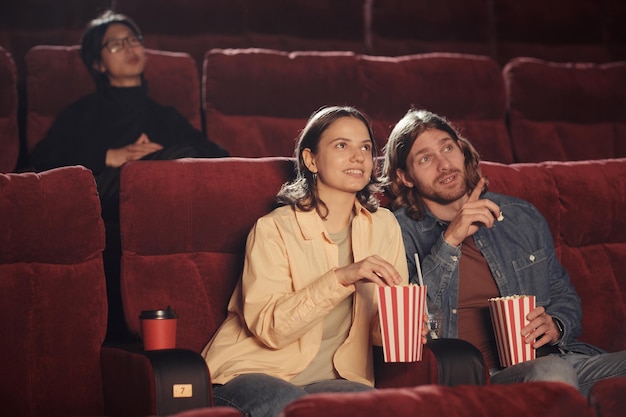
0, 166, 240, 417
2, 0, 626, 85
2, 155, 626, 416
1, 45, 625, 174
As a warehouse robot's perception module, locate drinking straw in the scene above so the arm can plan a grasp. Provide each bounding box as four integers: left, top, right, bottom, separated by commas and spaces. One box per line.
415, 253, 438, 339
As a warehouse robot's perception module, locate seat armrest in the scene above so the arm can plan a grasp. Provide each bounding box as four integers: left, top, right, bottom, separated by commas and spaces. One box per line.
373, 345, 438, 388
426, 338, 487, 386
374, 339, 487, 388
102, 345, 212, 417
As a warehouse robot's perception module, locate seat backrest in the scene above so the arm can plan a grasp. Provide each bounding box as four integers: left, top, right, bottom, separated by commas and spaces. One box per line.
25, 45, 202, 153
368, 0, 494, 57
203, 49, 513, 163
493, 0, 610, 65
605, 0, 626, 62
119, 157, 296, 352
281, 382, 594, 417
116, 0, 365, 70
0, 165, 107, 416
504, 58, 626, 162
481, 158, 626, 353
359, 52, 513, 164
0, 46, 19, 172
203, 48, 363, 157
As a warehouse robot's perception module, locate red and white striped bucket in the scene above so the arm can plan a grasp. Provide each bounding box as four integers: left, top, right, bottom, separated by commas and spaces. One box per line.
488, 295, 536, 367
377, 285, 427, 362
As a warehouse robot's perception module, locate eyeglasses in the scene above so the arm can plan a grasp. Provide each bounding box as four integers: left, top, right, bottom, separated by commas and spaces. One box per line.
101, 35, 144, 54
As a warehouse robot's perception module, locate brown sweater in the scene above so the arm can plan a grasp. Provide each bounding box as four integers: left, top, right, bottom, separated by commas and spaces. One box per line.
457, 237, 500, 369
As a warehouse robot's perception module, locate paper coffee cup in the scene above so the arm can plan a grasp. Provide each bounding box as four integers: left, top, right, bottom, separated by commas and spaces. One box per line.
488, 295, 536, 367
377, 285, 426, 362
140, 307, 178, 351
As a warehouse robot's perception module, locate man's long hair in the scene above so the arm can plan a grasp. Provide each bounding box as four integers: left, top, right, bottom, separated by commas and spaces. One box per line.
382, 109, 483, 221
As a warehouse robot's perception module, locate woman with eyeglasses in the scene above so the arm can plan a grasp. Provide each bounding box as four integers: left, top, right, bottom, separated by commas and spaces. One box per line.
29, 10, 229, 343
30, 10, 229, 224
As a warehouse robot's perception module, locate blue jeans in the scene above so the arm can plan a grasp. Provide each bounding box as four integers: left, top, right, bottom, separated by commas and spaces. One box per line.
212, 373, 374, 417
490, 350, 626, 397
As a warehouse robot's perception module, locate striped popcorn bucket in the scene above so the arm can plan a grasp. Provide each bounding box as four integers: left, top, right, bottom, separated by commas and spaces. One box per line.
488, 295, 536, 367
377, 285, 427, 362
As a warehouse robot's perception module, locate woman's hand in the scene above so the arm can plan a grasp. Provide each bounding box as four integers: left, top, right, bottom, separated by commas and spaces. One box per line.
335, 255, 402, 287
105, 133, 164, 167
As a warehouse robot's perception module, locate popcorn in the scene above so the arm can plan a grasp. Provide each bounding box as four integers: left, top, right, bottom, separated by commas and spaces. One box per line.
377, 284, 427, 362
488, 295, 536, 367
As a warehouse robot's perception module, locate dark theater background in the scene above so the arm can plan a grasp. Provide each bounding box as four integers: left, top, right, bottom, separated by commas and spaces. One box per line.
1, 1, 626, 417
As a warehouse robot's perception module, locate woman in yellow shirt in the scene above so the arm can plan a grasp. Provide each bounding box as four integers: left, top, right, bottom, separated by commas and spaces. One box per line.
202, 106, 422, 417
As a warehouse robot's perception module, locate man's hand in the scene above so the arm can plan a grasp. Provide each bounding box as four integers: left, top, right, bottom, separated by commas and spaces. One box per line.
443, 177, 503, 247
105, 133, 164, 168
521, 306, 561, 349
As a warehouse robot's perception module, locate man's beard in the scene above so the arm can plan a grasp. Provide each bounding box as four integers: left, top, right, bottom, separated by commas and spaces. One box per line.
416, 170, 468, 206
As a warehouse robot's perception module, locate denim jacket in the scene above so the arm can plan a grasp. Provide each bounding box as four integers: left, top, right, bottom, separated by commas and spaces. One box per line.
395, 191, 604, 356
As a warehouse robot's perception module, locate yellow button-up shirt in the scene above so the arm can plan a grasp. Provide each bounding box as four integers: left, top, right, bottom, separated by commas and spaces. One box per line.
202, 201, 408, 386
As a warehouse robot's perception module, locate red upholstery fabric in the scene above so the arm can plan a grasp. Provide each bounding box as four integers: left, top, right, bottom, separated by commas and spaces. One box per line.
4, 0, 626, 94
119, 157, 295, 352
504, 58, 626, 162
119, 157, 440, 387
101, 346, 159, 417
0, 1, 107, 81
114, 157, 626, 412
203, 49, 513, 163
115, 0, 249, 72
244, 0, 365, 53
116, 0, 365, 69
0, 166, 107, 416
280, 382, 593, 417
549, 159, 626, 352
589, 377, 626, 417
0, 46, 19, 172
203, 49, 363, 157
162, 407, 242, 417
493, 0, 611, 65
606, 0, 626, 61
481, 159, 626, 352
368, 0, 494, 57
25, 45, 202, 153
359, 53, 513, 163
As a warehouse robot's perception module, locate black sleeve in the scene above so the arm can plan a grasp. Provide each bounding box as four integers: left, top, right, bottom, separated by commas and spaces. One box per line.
30, 99, 110, 173
160, 107, 230, 157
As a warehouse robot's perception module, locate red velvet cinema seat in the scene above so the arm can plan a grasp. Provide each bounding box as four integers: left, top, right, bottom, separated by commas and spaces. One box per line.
0, 45, 19, 172
503, 58, 626, 163
202, 49, 513, 164
117, 157, 486, 408
589, 377, 626, 417
280, 382, 595, 417
0, 165, 232, 417
202, 48, 364, 157
0, 166, 108, 416
367, 0, 494, 58
492, 0, 610, 66
162, 408, 242, 417
481, 159, 626, 355
25, 45, 203, 158
358, 52, 514, 164
116, 0, 366, 72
